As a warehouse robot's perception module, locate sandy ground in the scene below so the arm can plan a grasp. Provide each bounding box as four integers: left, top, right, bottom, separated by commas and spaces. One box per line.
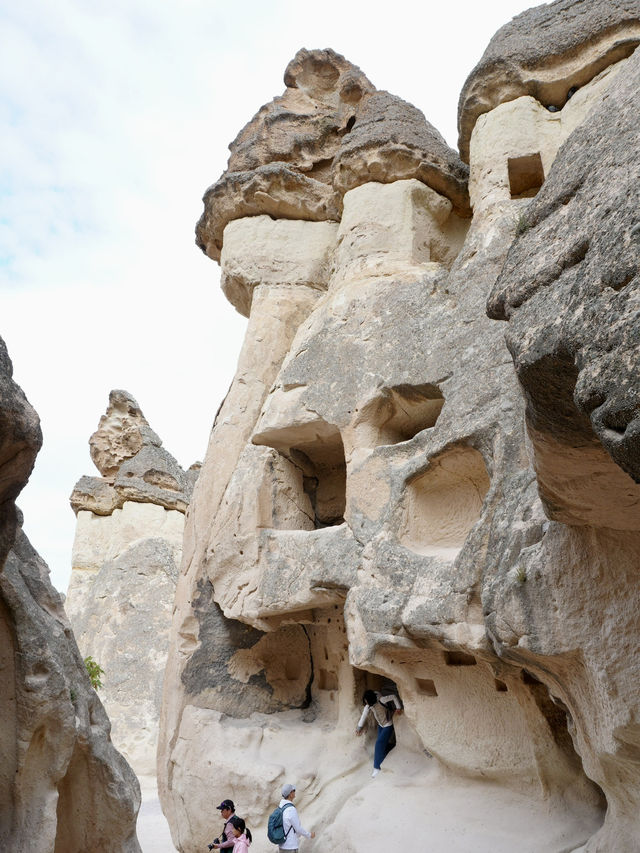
138, 745, 603, 853
321, 750, 602, 853
137, 776, 177, 852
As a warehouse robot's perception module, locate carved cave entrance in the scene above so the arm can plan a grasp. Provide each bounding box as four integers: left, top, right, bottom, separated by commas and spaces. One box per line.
399, 445, 490, 557
254, 417, 346, 530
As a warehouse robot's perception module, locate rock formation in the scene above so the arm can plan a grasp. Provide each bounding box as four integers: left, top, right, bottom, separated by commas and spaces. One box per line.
195, 46, 470, 281
65, 390, 197, 779
159, 4, 640, 852
0, 342, 141, 852
484, 37, 640, 850
457, 0, 640, 162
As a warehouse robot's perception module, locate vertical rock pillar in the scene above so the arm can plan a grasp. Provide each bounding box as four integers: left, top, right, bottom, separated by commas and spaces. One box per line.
159, 214, 337, 848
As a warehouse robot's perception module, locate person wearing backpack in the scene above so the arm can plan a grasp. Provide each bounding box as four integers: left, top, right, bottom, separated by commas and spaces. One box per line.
355, 688, 403, 777
268, 783, 315, 850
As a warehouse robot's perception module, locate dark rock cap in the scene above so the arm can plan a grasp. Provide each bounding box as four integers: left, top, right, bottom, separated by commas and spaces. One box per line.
70, 475, 120, 517
458, 0, 640, 162
90, 389, 161, 480
196, 48, 470, 265
72, 391, 195, 516
332, 91, 470, 217
196, 48, 373, 262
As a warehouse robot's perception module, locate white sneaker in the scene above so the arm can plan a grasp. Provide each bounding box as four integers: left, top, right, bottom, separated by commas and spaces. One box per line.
371, 768, 380, 778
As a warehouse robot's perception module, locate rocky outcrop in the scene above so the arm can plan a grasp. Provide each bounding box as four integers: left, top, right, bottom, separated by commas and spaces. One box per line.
485, 43, 640, 852
66, 391, 196, 777
160, 7, 640, 852
457, 0, 640, 161
0, 340, 140, 852
195, 48, 470, 273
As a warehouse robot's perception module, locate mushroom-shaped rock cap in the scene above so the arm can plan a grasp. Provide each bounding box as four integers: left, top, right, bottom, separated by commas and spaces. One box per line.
75, 390, 196, 514
332, 91, 470, 217
114, 443, 193, 512
196, 48, 374, 262
89, 390, 161, 480
458, 0, 640, 162
196, 48, 471, 264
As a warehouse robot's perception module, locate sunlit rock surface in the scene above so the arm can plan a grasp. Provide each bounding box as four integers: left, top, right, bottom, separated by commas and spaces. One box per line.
160, 4, 640, 851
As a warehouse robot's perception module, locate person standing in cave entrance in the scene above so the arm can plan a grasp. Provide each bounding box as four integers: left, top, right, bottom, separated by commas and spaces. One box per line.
355, 688, 403, 777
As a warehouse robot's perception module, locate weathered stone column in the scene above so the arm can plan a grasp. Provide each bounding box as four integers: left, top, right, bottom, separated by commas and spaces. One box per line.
66, 390, 195, 778
159, 214, 337, 850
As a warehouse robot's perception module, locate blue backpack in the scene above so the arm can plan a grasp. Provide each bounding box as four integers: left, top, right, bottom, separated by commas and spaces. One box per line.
267, 801, 294, 845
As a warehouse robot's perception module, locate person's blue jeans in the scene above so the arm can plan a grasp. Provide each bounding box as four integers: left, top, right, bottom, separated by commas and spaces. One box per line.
374, 724, 394, 769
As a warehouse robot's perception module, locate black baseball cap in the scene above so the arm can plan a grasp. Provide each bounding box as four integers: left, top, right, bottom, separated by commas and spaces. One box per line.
216, 800, 235, 811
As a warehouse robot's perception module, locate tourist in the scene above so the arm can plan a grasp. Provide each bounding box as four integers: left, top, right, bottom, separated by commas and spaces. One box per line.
229, 815, 252, 851
355, 688, 402, 777
278, 783, 315, 850
208, 799, 236, 850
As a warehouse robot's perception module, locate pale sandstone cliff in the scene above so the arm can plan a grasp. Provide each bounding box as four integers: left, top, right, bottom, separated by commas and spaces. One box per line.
159, 3, 640, 851
66, 390, 198, 778
0, 343, 141, 852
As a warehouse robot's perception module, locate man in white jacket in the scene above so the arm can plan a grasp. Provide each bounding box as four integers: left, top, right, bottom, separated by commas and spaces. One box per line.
278, 783, 315, 851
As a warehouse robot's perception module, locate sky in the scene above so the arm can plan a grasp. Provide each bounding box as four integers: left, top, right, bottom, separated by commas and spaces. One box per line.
1, 0, 540, 593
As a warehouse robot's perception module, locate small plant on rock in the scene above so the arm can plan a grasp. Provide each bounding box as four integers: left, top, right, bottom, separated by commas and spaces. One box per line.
84, 655, 104, 690
515, 565, 527, 584
515, 211, 530, 236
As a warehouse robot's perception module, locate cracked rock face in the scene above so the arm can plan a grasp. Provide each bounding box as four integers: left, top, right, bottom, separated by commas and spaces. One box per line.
66, 391, 197, 777
195, 47, 469, 266
457, 0, 640, 161
487, 46, 640, 519
484, 45, 640, 852
0, 339, 140, 852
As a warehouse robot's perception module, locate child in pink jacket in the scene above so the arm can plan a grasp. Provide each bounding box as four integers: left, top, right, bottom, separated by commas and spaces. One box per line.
229, 815, 252, 851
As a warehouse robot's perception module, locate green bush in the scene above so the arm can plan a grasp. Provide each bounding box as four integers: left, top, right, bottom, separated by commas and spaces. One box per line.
84, 655, 104, 690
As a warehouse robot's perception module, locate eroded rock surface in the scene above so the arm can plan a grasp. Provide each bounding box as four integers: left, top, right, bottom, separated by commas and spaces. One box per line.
161, 12, 639, 853
66, 391, 196, 777
0, 340, 140, 852
485, 43, 640, 852
195, 48, 470, 271
458, 0, 640, 161
332, 90, 470, 216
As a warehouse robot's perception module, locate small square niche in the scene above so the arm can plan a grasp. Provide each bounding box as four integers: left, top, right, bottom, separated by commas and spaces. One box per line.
508, 152, 545, 198
416, 677, 438, 697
